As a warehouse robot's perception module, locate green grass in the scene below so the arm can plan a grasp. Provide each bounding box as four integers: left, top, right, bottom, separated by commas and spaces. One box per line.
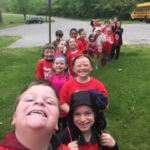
0, 13, 53, 30
0, 37, 150, 150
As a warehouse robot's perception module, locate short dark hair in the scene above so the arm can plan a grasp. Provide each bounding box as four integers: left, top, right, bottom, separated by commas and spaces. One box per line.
55, 30, 63, 37
78, 28, 84, 35
69, 28, 78, 35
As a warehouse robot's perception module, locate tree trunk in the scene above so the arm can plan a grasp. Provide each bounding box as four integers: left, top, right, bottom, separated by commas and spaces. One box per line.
0, 9, 3, 24
24, 13, 27, 21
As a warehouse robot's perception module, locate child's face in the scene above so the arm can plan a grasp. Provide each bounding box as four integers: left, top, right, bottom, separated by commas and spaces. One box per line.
12, 85, 59, 132
58, 41, 66, 52
95, 19, 101, 25
116, 22, 121, 27
73, 57, 93, 78
73, 105, 95, 133
70, 30, 78, 39
80, 31, 86, 40
95, 30, 101, 36
89, 36, 95, 42
56, 36, 62, 41
53, 57, 67, 74
69, 38, 77, 50
44, 48, 55, 61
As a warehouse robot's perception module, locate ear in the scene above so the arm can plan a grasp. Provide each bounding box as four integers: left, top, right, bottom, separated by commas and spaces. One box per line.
55, 123, 59, 131
11, 113, 16, 126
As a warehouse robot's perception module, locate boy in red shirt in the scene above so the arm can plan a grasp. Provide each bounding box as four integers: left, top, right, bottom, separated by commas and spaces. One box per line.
36, 43, 55, 80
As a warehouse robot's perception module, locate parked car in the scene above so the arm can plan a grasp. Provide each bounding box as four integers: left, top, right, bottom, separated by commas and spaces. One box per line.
26, 17, 43, 24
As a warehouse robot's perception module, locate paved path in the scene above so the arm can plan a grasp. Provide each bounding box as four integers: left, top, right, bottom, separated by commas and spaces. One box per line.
0, 17, 150, 48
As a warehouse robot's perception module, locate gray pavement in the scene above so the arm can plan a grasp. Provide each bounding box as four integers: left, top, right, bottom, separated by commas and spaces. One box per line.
0, 17, 150, 48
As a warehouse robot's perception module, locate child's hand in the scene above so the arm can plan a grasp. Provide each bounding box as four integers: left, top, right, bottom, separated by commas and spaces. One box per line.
68, 141, 79, 150
101, 133, 116, 148
63, 47, 67, 54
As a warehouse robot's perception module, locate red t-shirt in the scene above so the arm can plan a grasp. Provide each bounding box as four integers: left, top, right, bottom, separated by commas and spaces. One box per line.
54, 51, 64, 58
67, 50, 83, 76
36, 59, 53, 80
114, 28, 120, 46
102, 35, 114, 54
77, 38, 89, 53
60, 77, 108, 117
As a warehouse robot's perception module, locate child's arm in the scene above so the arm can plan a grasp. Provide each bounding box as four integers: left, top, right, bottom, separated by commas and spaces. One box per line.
100, 33, 106, 42
36, 61, 44, 79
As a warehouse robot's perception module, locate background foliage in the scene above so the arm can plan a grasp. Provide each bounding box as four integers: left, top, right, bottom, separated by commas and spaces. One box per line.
1, 0, 150, 23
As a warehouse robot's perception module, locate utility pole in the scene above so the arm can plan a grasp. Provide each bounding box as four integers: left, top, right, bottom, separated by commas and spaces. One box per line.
48, 0, 51, 43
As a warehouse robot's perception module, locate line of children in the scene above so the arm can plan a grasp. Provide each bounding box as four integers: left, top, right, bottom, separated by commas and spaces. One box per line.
60, 55, 108, 130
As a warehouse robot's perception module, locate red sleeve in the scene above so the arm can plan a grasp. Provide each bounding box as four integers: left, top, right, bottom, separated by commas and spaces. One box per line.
77, 40, 84, 52
60, 81, 71, 105
95, 80, 108, 98
85, 40, 89, 50
36, 61, 44, 79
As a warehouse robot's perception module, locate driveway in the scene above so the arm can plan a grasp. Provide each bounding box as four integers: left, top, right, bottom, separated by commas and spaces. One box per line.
0, 17, 150, 48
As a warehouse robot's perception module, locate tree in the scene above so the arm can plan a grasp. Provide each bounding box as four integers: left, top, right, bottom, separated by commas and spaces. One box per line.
0, 9, 3, 24
10, 0, 30, 21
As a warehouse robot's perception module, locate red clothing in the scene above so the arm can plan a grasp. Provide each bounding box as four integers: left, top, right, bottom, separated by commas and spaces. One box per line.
79, 142, 99, 150
36, 59, 53, 80
54, 51, 64, 58
77, 38, 89, 53
102, 35, 114, 54
67, 50, 83, 76
114, 28, 120, 46
93, 24, 102, 32
60, 77, 108, 117
0, 132, 30, 150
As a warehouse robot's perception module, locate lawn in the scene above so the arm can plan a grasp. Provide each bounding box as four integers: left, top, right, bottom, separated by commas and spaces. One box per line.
0, 13, 52, 30
0, 37, 149, 150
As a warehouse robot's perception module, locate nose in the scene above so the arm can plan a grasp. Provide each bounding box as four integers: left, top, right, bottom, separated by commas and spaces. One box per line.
80, 115, 86, 122
34, 98, 45, 106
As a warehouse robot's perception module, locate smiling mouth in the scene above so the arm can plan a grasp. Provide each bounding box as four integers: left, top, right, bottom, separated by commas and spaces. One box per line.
27, 110, 47, 118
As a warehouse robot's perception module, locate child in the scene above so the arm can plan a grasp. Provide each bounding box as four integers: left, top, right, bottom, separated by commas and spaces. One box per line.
48, 55, 73, 130
111, 21, 123, 60
91, 19, 102, 32
87, 34, 99, 58
102, 20, 111, 34
77, 28, 89, 54
67, 38, 83, 76
0, 80, 62, 150
57, 91, 118, 150
48, 55, 72, 94
101, 27, 114, 66
52, 30, 63, 50
36, 43, 55, 80
54, 40, 67, 58
60, 55, 108, 121
69, 28, 78, 39
94, 27, 106, 69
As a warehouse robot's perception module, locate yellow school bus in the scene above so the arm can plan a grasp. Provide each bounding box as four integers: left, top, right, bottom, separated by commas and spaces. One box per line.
131, 2, 150, 22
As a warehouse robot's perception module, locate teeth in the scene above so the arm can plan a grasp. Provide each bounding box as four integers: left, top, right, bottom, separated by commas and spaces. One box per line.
28, 110, 47, 117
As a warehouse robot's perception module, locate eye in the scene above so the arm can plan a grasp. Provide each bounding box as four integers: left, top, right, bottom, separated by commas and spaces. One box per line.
74, 112, 81, 117
24, 99, 34, 102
